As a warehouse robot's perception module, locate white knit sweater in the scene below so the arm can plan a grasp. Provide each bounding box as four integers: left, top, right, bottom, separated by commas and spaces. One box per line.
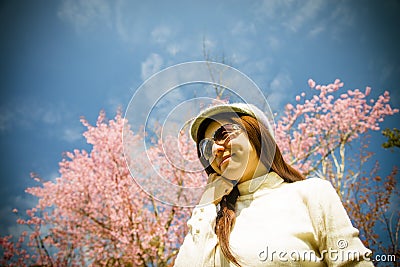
174, 172, 373, 266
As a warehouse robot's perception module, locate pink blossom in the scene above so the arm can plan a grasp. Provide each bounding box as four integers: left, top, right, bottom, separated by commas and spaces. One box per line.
365, 86, 371, 96
308, 79, 316, 88
275, 79, 398, 177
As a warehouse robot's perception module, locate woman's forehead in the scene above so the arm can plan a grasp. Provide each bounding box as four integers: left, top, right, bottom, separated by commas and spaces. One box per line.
204, 119, 232, 138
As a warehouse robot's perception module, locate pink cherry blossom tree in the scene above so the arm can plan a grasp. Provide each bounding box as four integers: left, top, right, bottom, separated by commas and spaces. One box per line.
1, 110, 206, 266
276, 79, 397, 188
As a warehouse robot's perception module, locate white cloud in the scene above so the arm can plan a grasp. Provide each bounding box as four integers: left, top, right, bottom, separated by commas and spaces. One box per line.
331, 2, 354, 26
0, 100, 85, 145
240, 57, 273, 80
266, 35, 281, 50
23, 103, 65, 126
42, 110, 63, 125
267, 71, 293, 109
255, 0, 324, 32
150, 25, 184, 56
257, 0, 357, 40
114, 1, 154, 44
141, 53, 164, 81
58, 0, 112, 31
203, 37, 217, 51
329, 2, 355, 40
166, 44, 181, 56
151, 25, 172, 44
62, 127, 83, 143
255, 0, 293, 18
283, 0, 323, 32
308, 25, 325, 37
114, 2, 130, 42
0, 101, 63, 132
231, 21, 256, 35
230, 52, 247, 65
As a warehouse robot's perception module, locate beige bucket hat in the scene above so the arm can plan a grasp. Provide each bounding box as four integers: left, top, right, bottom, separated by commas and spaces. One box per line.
190, 103, 275, 142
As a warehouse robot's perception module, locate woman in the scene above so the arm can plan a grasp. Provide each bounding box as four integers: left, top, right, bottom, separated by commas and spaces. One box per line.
174, 103, 373, 266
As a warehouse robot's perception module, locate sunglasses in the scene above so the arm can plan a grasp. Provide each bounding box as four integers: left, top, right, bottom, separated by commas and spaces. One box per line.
199, 123, 243, 162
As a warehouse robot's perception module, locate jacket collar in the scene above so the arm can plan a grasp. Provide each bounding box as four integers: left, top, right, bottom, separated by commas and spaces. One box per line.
237, 171, 284, 196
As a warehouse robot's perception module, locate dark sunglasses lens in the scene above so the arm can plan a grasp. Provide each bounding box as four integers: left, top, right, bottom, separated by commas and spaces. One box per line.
199, 124, 240, 161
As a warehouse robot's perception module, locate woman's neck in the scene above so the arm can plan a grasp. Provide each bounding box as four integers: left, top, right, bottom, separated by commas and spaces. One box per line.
238, 162, 268, 184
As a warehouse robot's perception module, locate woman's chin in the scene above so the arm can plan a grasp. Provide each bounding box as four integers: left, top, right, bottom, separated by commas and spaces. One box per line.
221, 165, 246, 181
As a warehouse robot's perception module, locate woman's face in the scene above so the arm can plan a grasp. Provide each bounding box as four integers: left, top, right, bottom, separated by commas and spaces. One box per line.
203, 119, 267, 183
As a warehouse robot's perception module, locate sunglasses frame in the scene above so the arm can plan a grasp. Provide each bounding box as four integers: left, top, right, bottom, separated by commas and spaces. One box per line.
199, 123, 243, 162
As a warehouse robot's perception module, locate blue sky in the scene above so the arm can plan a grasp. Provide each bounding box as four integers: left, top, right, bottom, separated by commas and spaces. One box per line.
0, 0, 399, 241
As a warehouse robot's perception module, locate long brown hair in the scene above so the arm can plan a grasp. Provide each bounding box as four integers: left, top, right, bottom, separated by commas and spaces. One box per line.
196, 113, 304, 266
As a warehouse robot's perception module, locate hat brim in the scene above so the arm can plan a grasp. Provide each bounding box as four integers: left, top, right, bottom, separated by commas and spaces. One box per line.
190, 103, 257, 142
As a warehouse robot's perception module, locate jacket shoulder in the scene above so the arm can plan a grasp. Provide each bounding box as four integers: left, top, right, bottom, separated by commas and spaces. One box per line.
292, 177, 339, 204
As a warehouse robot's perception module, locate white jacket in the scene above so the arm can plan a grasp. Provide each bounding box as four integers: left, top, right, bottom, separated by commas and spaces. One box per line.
174, 172, 373, 266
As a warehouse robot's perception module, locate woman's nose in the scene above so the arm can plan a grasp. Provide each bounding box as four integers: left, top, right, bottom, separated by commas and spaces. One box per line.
212, 142, 226, 156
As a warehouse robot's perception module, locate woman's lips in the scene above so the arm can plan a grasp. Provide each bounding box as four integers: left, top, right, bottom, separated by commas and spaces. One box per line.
219, 155, 232, 168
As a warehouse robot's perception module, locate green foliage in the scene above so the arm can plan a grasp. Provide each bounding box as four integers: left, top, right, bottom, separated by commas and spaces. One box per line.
382, 128, 400, 150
